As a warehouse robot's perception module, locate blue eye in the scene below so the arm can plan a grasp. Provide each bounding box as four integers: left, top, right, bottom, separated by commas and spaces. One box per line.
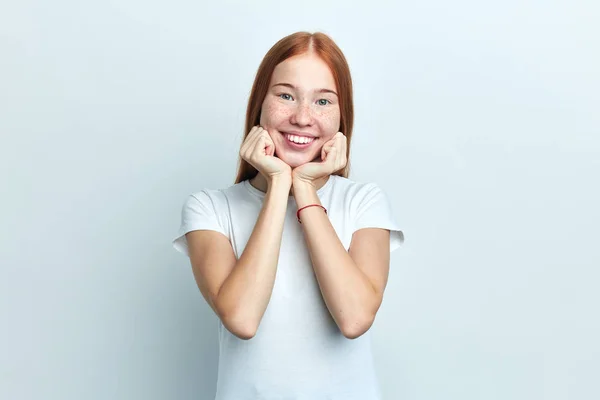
317, 99, 330, 106
279, 93, 293, 101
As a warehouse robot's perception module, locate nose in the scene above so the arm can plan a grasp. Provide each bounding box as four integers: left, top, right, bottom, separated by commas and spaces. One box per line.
290, 102, 314, 126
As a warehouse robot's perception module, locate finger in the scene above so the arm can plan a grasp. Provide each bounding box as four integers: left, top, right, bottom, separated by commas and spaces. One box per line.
257, 128, 273, 146
326, 146, 338, 171
335, 135, 346, 166
243, 128, 263, 158
321, 143, 330, 162
247, 126, 261, 141
241, 126, 260, 154
254, 130, 274, 158
320, 138, 334, 159
261, 131, 275, 156
335, 141, 347, 170
254, 135, 268, 156
322, 144, 335, 163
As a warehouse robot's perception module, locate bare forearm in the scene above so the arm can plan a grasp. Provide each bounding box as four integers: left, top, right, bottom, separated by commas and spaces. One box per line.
293, 181, 377, 337
217, 178, 291, 336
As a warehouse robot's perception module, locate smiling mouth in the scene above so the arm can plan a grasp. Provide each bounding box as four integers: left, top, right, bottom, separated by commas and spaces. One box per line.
282, 132, 316, 145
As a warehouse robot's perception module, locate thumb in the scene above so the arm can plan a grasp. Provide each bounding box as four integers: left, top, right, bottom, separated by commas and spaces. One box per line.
324, 146, 337, 164
263, 137, 275, 156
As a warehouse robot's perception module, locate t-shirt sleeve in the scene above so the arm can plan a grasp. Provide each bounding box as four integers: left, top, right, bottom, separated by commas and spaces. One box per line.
353, 183, 405, 253
172, 191, 228, 257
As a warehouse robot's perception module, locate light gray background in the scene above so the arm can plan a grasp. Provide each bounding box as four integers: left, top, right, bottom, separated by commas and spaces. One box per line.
1, 1, 599, 399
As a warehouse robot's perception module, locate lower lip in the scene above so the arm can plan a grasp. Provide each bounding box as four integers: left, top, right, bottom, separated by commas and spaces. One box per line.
282, 133, 316, 150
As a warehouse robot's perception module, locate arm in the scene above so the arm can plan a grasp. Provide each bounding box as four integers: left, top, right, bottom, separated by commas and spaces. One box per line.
187, 177, 291, 340
293, 181, 391, 339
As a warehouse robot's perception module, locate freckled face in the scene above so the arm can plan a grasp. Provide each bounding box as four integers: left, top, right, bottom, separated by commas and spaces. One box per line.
259, 52, 341, 168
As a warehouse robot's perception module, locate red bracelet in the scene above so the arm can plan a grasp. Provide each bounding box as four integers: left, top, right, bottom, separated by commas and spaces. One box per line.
296, 204, 327, 223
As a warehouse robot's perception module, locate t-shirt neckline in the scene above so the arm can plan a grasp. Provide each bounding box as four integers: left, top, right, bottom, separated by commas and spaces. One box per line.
243, 175, 335, 199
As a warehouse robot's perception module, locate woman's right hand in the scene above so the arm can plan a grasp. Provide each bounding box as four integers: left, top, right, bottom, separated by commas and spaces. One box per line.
240, 126, 292, 182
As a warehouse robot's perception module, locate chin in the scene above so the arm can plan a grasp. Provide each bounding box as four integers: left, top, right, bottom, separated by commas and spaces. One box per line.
279, 157, 308, 168
278, 152, 316, 168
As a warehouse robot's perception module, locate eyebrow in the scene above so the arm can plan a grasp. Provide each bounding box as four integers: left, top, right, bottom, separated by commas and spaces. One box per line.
271, 82, 338, 97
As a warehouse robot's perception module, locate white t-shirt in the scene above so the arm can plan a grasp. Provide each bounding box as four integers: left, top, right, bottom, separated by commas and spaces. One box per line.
172, 174, 404, 400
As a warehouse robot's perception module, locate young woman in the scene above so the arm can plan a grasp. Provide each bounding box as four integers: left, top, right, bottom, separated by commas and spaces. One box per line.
173, 31, 404, 400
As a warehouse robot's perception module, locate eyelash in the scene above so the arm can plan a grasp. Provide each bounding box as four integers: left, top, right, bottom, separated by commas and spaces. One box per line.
278, 93, 331, 106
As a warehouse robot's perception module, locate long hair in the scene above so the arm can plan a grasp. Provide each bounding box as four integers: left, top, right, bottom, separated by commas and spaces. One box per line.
234, 31, 354, 184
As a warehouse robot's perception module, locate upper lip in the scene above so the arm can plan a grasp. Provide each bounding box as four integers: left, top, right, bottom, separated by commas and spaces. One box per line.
281, 131, 317, 138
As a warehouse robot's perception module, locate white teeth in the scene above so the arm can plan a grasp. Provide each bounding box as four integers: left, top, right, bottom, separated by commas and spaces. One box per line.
285, 134, 314, 144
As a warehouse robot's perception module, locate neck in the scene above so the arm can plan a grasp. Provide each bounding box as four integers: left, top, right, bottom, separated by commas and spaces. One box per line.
249, 173, 330, 196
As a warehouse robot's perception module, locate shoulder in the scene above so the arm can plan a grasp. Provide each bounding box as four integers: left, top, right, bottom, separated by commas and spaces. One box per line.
330, 175, 384, 201
186, 181, 247, 205
328, 176, 397, 222
177, 182, 249, 224
177, 181, 249, 226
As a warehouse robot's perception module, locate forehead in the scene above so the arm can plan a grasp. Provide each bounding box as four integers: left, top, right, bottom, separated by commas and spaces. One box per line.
270, 53, 336, 89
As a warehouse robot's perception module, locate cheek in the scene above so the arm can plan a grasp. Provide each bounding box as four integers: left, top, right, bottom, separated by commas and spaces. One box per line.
316, 108, 341, 135
261, 100, 293, 127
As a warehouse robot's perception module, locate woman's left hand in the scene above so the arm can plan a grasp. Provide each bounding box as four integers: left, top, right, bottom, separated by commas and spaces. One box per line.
292, 132, 347, 185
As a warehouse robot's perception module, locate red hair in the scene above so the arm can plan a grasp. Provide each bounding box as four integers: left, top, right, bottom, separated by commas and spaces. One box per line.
234, 31, 354, 184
